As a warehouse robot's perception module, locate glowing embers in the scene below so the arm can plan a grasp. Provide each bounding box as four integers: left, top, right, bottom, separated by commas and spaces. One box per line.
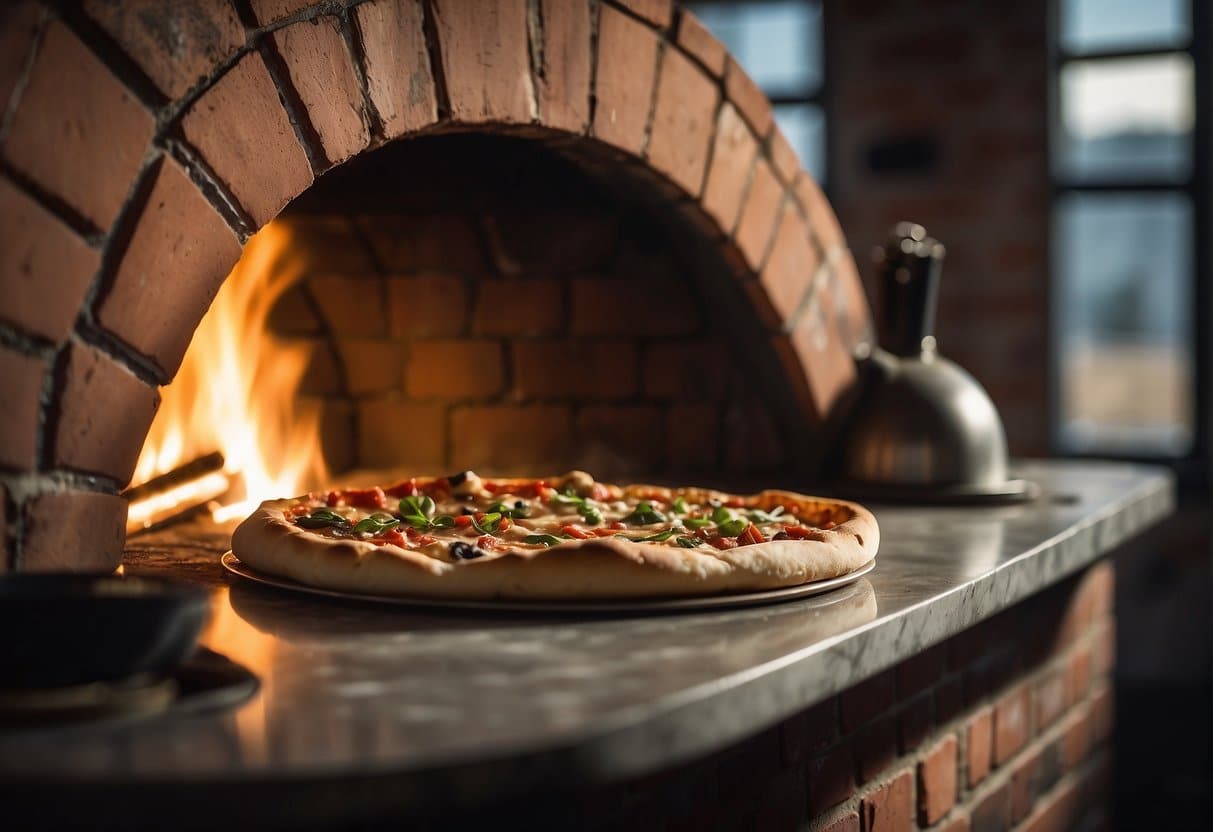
129, 222, 329, 528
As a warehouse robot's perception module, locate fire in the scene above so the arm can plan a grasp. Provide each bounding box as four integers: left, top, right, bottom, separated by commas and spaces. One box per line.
132, 221, 329, 523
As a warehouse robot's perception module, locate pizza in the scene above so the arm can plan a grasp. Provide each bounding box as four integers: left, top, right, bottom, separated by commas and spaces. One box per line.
230, 470, 878, 601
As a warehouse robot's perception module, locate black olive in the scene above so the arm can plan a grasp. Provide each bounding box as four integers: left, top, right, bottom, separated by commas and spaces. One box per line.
460, 506, 476, 515
446, 470, 472, 486
450, 542, 485, 560
514, 500, 525, 509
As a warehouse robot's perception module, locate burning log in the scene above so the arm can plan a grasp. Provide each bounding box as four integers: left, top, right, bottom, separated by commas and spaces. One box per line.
124, 452, 230, 535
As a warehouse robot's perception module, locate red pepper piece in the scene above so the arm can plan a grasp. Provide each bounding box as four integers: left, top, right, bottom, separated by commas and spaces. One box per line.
562, 524, 589, 540
477, 534, 498, 549
326, 490, 341, 507
781, 526, 816, 540
725, 497, 745, 508
336, 486, 389, 509
454, 515, 473, 527
591, 528, 619, 537
384, 478, 419, 497
610, 520, 626, 530
820, 520, 837, 530
499, 517, 513, 532
377, 529, 408, 547
737, 523, 765, 546
708, 536, 738, 550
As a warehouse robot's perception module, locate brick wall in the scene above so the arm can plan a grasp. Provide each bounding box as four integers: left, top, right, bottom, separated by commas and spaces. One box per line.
454, 560, 1115, 830
828, 0, 1050, 456
0, 0, 871, 571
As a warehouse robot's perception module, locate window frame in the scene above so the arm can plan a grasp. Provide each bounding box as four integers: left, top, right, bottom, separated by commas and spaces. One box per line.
1047, 0, 1211, 487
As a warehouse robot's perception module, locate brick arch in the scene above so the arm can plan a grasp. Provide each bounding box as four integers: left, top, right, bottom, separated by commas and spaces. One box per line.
0, 0, 871, 571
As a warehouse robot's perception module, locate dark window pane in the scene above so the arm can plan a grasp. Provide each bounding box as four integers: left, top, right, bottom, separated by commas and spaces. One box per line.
689, 1, 822, 96
1060, 0, 1190, 53
773, 103, 825, 182
1054, 192, 1194, 455
1056, 53, 1193, 183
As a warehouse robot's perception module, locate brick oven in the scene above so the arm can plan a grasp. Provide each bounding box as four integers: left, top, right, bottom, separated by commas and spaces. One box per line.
0, 3, 1170, 830
0, 0, 870, 573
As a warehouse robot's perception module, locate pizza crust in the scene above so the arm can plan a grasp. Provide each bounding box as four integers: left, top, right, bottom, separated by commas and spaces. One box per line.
231, 485, 879, 601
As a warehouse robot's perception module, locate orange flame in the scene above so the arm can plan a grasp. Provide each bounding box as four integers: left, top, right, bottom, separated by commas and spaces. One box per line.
132, 221, 328, 521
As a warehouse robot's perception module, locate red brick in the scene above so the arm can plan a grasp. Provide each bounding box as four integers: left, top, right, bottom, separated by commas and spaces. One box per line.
311, 275, 386, 336
387, 272, 469, 337
0, 2, 41, 115
491, 213, 617, 275
97, 157, 241, 377
829, 251, 876, 353
701, 103, 759, 233
534, 0, 591, 132
855, 716, 898, 783
970, 779, 1011, 832
593, 5, 658, 155
451, 404, 572, 472
896, 644, 947, 699
360, 215, 486, 274
783, 698, 838, 767
840, 670, 895, 732
724, 58, 773, 137
966, 707, 993, 787
273, 17, 368, 168
1009, 744, 1044, 824
1018, 772, 1084, 832
665, 403, 719, 471
473, 278, 563, 336
647, 47, 718, 196
0, 177, 100, 342
769, 125, 801, 183
513, 339, 637, 399
84, 0, 243, 99
918, 735, 958, 826
1065, 643, 1092, 707
898, 694, 932, 753
617, 0, 672, 27
22, 491, 126, 572
734, 160, 783, 271
939, 814, 971, 832
722, 399, 784, 471
405, 340, 504, 399
795, 172, 845, 255
335, 339, 402, 395
299, 341, 340, 395
807, 747, 855, 815
432, 0, 532, 124
772, 305, 859, 426
1088, 682, 1113, 744
676, 11, 726, 76
3, 20, 154, 230
352, 0, 435, 138
1034, 668, 1067, 732
181, 52, 314, 227
821, 810, 860, 832
861, 769, 913, 832
993, 684, 1030, 767
1087, 561, 1114, 618
52, 342, 159, 485
758, 202, 821, 323
1091, 619, 1115, 678
642, 341, 730, 400
574, 404, 664, 471
275, 215, 378, 272
357, 399, 446, 470
1060, 705, 1092, 770
570, 277, 698, 336
249, 0, 312, 24
0, 348, 44, 470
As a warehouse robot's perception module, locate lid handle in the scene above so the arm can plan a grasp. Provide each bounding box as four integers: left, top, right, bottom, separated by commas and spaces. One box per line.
872, 222, 946, 358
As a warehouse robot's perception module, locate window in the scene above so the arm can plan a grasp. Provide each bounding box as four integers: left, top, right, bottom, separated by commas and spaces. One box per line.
687, 1, 827, 183
1050, 0, 1208, 459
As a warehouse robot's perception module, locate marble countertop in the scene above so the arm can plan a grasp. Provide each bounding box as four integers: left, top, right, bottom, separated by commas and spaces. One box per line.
0, 461, 1172, 819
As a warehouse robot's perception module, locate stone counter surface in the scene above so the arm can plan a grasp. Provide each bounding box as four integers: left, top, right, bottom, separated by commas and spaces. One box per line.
0, 461, 1171, 821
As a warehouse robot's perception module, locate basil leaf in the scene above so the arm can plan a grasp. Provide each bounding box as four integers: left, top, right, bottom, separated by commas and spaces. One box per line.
488, 500, 532, 520
296, 509, 350, 529
430, 514, 455, 529
682, 517, 712, 530
623, 501, 666, 525
551, 489, 583, 506
717, 518, 748, 537
471, 512, 502, 534
398, 495, 435, 519
633, 528, 679, 543
676, 536, 701, 548
579, 504, 603, 526
401, 513, 431, 530
524, 533, 563, 546
353, 513, 401, 534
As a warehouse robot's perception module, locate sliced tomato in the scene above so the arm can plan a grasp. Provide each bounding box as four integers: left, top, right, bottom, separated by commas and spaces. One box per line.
781, 525, 816, 540
820, 520, 837, 530
326, 490, 341, 507
384, 478, 419, 497
590, 483, 611, 501
376, 529, 408, 547
477, 534, 498, 549
591, 528, 619, 537
561, 524, 589, 540
708, 536, 738, 550
737, 523, 766, 546
333, 486, 389, 509
498, 516, 513, 532
454, 515, 473, 527
609, 520, 627, 530
724, 497, 745, 508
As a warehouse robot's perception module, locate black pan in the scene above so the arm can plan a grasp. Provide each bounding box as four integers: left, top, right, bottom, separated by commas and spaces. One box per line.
0, 574, 210, 690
